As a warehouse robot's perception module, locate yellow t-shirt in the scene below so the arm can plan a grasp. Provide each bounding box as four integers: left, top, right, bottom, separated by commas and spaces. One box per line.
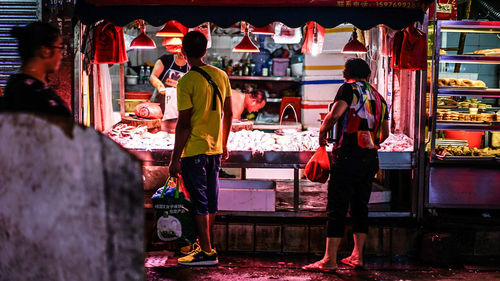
177, 65, 232, 158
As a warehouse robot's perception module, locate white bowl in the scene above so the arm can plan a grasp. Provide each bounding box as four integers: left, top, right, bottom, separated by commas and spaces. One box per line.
126, 75, 138, 85
291, 63, 303, 77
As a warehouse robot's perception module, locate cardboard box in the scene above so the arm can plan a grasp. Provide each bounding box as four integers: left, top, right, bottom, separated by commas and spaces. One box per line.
302, 75, 344, 101
322, 24, 354, 53
304, 53, 355, 76
301, 100, 330, 128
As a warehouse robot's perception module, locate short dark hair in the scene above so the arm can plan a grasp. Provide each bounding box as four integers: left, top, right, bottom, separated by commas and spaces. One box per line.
10, 21, 60, 62
182, 31, 207, 58
249, 90, 266, 103
343, 58, 371, 80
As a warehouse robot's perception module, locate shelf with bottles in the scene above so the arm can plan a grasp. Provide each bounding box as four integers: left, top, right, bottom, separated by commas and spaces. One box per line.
228, 76, 301, 82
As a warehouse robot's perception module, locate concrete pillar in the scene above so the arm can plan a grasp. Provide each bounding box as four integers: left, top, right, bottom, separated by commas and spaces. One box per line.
0, 114, 144, 281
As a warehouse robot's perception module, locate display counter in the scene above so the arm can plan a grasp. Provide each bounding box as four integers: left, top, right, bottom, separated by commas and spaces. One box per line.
129, 148, 415, 211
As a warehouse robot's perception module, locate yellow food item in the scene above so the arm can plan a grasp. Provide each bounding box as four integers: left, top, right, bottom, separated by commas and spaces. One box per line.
448, 78, 460, 86
438, 78, 448, 86
473, 48, 500, 54
459, 79, 474, 87
472, 80, 486, 87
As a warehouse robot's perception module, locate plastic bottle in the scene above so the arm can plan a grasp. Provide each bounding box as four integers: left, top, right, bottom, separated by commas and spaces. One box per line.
268, 60, 273, 76
139, 66, 145, 84
238, 59, 244, 76
145, 66, 151, 84
262, 61, 269, 77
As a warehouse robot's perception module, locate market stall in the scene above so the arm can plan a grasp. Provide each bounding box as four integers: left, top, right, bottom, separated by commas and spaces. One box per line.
73, 0, 429, 216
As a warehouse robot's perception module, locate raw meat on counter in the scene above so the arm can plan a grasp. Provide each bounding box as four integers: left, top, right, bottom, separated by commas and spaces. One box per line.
227, 129, 320, 153
378, 133, 414, 152
108, 126, 413, 153
108, 123, 174, 150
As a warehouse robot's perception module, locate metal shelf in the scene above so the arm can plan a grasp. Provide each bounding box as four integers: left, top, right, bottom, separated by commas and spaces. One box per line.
439, 55, 500, 64
436, 122, 500, 131
440, 20, 500, 33
229, 76, 301, 82
267, 98, 282, 103
437, 88, 500, 98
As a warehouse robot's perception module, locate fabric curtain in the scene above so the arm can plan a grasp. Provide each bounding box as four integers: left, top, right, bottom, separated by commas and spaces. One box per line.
93, 64, 114, 132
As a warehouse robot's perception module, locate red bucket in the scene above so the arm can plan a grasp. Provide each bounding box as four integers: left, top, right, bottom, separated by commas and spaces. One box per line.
444, 130, 484, 148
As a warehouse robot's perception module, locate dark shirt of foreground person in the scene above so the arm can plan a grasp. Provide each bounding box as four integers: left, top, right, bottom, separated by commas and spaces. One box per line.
1, 73, 71, 117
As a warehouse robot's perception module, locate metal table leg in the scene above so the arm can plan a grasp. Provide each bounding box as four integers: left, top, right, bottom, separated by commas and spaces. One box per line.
294, 166, 299, 212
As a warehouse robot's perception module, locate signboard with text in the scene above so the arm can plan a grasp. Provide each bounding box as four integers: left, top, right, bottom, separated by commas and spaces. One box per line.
84, 0, 425, 9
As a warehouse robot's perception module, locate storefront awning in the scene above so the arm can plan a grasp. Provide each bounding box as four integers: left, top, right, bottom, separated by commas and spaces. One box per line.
74, 0, 428, 30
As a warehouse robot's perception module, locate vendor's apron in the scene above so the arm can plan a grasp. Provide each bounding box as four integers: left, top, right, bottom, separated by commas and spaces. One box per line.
150, 59, 186, 120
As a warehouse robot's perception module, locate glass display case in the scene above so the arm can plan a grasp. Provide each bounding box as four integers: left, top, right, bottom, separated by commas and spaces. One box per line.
427, 20, 500, 209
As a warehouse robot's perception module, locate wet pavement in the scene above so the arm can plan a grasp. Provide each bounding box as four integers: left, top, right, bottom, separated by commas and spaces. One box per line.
145, 252, 500, 281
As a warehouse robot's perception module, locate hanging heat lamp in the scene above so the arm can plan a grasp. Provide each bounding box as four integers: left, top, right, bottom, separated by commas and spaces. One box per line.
130, 20, 156, 49
233, 22, 259, 53
250, 23, 275, 35
342, 28, 368, 54
162, 37, 183, 46
156, 20, 187, 37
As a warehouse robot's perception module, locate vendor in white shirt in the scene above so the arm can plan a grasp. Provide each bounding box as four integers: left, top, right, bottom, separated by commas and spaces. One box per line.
231, 88, 266, 120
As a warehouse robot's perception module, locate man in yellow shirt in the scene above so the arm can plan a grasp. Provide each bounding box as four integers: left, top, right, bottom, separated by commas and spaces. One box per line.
168, 31, 233, 266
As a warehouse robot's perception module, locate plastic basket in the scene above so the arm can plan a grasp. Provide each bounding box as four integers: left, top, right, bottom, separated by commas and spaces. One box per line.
272, 58, 289, 76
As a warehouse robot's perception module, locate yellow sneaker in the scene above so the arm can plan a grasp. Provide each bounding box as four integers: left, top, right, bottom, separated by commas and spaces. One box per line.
178, 248, 218, 266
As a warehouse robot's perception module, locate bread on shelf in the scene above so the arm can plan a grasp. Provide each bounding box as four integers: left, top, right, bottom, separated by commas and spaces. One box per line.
473, 48, 500, 55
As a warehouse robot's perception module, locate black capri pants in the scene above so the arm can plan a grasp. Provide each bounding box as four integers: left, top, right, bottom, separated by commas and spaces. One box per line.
326, 149, 379, 238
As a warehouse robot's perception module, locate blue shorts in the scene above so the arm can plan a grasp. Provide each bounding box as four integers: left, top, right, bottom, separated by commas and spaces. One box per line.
180, 154, 221, 215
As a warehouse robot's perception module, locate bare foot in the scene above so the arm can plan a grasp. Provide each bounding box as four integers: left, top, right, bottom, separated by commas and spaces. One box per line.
340, 255, 364, 268
302, 259, 337, 272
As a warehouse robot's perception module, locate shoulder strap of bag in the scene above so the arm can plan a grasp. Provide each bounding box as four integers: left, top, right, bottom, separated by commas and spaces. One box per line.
190, 66, 223, 111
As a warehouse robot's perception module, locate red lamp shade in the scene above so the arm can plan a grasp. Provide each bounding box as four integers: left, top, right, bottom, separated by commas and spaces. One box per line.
233, 26, 259, 53
130, 32, 156, 49
156, 21, 187, 37
250, 24, 275, 35
342, 30, 367, 54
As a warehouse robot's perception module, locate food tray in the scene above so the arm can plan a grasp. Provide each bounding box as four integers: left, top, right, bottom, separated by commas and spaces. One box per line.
439, 86, 488, 90
437, 155, 496, 161
437, 120, 486, 124
483, 52, 500, 56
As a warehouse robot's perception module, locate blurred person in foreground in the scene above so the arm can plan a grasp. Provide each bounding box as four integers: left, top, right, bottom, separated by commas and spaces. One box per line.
168, 31, 233, 266
303, 58, 389, 272
0, 21, 70, 117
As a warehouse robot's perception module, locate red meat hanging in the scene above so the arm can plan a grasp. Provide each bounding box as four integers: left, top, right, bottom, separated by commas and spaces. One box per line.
390, 29, 404, 70
93, 21, 128, 64
399, 24, 427, 71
